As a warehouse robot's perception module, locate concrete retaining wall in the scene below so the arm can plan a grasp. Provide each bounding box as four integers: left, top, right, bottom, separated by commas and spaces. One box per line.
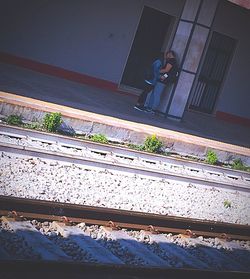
1, 92, 249, 165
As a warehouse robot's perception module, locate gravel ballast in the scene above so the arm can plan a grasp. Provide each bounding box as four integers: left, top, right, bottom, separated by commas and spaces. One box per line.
1, 220, 249, 270
0, 152, 249, 225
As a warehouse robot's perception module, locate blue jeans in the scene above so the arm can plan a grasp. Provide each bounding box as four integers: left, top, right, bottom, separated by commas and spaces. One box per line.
146, 82, 165, 110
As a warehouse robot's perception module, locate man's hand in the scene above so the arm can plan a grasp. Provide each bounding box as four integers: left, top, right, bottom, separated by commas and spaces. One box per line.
160, 73, 168, 81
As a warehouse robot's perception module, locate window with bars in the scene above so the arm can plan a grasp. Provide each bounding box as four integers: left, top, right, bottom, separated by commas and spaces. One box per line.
189, 32, 236, 114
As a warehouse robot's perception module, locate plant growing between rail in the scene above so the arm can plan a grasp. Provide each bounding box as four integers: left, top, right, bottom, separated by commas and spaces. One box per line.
206, 150, 218, 165
143, 134, 163, 154
6, 114, 23, 126
43, 112, 62, 132
232, 159, 248, 171
223, 200, 232, 208
90, 134, 108, 144
127, 143, 144, 151
4, 113, 249, 173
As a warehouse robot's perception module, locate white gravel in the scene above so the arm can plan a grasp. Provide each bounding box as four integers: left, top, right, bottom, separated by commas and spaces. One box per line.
0, 152, 249, 225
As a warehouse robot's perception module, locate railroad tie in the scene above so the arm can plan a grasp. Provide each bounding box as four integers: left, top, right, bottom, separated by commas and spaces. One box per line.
1, 217, 69, 261
148, 234, 209, 269
177, 234, 247, 271
52, 222, 124, 265
101, 227, 170, 267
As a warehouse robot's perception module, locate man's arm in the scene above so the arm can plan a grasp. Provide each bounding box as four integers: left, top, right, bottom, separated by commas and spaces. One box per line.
159, 63, 172, 74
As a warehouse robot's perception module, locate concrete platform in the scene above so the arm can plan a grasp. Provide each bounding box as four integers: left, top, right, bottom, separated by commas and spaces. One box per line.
0, 62, 249, 163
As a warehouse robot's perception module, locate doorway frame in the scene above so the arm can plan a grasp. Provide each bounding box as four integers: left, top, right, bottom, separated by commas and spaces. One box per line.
118, 5, 176, 94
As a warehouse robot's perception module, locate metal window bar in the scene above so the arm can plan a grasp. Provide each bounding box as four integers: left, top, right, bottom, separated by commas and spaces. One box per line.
189, 32, 236, 113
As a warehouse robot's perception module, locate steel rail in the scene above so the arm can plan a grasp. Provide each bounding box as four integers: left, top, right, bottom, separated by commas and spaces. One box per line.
0, 196, 249, 240
1, 124, 249, 182
0, 124, 250, 190
1, 123, 249, 174
1, 141, 250, 193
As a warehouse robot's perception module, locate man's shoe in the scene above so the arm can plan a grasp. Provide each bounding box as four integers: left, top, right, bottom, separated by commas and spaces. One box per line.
145, 79, 153, 85
134, 105, 145, 112
144, 108, 154, 114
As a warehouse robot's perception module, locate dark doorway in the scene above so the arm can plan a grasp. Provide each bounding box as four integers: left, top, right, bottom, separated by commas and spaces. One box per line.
121, 6, 172, 89
189, 32, 236, 114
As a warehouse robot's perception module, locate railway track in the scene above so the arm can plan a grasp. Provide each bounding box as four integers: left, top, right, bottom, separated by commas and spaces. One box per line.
0, 196, 250, 278
0, 195, 249, 239
1, 124, 250, 192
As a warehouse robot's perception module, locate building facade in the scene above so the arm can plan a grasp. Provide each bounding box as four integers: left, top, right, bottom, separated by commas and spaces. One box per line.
0, 0, 249, 125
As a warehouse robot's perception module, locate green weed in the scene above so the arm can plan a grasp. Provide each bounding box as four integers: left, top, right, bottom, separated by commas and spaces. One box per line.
224, 200, 232, 208
127, 143, 144, 151
206, 150, 218, 165
6, 115, 22, 126
43, 112, 62, 132
232, 159, 248, 171
143, 134, 163, 154
23, 122, 42, 130
90, 134, 108, 144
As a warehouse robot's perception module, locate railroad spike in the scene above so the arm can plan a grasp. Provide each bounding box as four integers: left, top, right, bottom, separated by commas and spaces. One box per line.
147, 225, 159, 234
7, 210, 24, 221
61, 216, 73, 226
219, 233, 231, 241
180, 229, 196, 238
107, 221, 120, 230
